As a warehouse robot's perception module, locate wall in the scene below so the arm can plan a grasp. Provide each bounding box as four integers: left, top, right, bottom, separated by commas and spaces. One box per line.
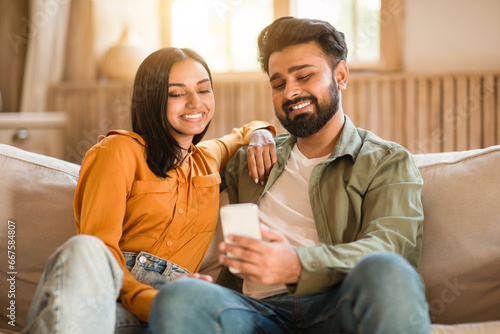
91, 0, 161, 79
404, 0, 500, 73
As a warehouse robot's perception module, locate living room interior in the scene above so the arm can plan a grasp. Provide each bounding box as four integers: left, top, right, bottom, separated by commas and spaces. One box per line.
1, 1, 500, 333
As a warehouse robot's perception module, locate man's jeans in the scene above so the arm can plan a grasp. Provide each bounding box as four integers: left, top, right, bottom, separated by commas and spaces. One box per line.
25, 235, 431, 334
24, 235, 188, 334
149, 252, 431, 334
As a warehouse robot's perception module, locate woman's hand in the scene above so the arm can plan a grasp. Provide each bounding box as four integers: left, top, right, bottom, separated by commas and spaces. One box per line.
247, 129, 277, 185
173, 273, 214, 283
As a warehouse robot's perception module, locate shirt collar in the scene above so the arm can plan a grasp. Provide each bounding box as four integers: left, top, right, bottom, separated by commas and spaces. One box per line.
277, 115, 362, 164
326, 115, 362, 162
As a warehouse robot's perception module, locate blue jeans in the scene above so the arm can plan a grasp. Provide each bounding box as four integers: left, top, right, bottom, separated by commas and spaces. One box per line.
24, 235, 190, 334
149, 253, 431, 334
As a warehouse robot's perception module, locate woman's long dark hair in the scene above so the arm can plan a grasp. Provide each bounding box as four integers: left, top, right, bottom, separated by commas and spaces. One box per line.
131, 48, 213, 178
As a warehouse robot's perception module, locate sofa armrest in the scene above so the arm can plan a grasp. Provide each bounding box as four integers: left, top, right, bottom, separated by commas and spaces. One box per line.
0, 144, 79, 331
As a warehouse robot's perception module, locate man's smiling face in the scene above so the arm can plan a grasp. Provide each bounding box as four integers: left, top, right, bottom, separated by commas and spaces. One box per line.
268, 41, 340, 138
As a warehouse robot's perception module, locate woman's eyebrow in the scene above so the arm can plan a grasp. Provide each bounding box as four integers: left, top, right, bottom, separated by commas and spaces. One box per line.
168, 78, 210, 87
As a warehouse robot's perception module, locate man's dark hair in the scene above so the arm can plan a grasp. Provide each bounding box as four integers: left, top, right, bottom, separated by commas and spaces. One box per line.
257, 16, 348, 74
131, 47, 212, 178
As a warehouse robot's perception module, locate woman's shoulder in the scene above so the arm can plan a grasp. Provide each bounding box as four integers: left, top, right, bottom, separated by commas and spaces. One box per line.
88, 130, 145, 161
79, 131, 149, 182
104, 130, 145, 147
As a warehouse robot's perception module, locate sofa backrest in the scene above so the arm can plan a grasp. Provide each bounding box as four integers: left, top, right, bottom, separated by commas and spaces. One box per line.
0, 144, 79, 331
414, 145, 500, 324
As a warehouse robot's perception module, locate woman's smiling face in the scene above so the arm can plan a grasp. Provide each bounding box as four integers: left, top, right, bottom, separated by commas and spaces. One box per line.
166, 58, 215, 147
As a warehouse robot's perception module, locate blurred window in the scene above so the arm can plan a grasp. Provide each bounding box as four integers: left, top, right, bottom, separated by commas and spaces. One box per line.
165, 0, 400, 72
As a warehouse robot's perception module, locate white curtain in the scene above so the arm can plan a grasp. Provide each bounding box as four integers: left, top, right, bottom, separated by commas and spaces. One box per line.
20, 0, 71, 112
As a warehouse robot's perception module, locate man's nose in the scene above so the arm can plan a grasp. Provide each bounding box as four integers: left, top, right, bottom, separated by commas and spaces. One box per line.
283, 81, 302, 101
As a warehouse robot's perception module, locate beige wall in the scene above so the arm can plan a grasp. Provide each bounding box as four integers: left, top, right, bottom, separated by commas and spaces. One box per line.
404, 0, 500, 73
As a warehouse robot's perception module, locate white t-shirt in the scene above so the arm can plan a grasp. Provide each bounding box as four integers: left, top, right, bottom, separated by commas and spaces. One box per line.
243, 144, 329, 299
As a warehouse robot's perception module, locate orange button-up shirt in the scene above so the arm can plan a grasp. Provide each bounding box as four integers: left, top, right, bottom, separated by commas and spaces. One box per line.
74, 122, 274, 322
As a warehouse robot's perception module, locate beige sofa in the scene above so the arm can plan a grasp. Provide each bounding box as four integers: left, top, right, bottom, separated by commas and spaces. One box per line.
1, 142, 500, 333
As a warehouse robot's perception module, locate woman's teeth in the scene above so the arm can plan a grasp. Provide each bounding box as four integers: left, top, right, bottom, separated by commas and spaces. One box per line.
182, 113, 202, 119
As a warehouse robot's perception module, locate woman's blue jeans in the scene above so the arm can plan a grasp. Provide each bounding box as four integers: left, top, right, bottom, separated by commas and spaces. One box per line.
24, 235, 188, 334
149, 252, 431, 334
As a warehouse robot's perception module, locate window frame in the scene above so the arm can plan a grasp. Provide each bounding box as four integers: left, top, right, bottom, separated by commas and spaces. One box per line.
160, 0, 403, 72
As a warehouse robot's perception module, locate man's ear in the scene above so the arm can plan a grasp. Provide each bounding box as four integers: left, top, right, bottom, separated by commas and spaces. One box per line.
334, 61, 349, 91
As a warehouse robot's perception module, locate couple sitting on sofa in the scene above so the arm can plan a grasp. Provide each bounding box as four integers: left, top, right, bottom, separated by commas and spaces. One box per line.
25, 17, 431, 334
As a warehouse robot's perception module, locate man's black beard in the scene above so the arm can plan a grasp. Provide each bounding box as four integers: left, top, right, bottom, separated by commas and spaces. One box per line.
275, 84, 339, 138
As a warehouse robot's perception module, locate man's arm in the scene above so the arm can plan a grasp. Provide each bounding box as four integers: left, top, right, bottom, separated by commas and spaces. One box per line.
291, 146, 424, 294
219, 144, 423, 292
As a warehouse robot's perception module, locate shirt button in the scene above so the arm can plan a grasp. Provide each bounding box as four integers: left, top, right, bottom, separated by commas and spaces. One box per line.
179, 179, 185, 184
178, 208, 184, 214
167, 241, 173, 246
310, 261, 317, 268
138, 256, 147, 264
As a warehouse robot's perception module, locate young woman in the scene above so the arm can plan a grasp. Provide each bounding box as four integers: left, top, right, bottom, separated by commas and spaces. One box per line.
25, 48, 276, 333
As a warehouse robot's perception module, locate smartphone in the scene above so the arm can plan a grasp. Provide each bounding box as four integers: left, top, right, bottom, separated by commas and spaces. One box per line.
219, 203, 262, 274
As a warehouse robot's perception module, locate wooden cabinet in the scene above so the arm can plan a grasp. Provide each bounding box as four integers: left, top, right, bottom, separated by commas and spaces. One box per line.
0, 112, 68, 160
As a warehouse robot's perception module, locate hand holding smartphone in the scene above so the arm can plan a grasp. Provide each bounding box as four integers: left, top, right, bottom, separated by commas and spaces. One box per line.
219, 203, 262, 274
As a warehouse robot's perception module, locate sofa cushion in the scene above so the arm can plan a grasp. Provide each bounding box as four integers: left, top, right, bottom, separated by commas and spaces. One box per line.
0, 144, 79, 331
432, 320, 500, 334
414, 145, 500, 324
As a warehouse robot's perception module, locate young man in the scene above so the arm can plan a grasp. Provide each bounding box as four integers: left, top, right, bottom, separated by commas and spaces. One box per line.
149, 17, 431, 333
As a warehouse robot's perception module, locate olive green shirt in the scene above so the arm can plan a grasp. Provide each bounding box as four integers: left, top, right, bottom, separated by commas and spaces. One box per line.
219, 116, 424, 296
